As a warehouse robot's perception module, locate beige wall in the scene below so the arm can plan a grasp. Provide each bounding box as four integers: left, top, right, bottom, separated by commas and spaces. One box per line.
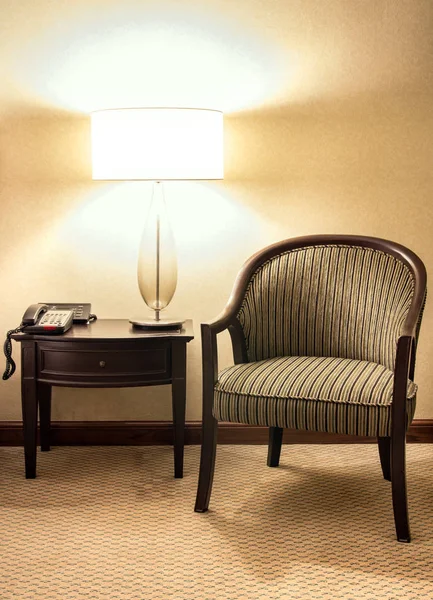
0, 0, 432, 422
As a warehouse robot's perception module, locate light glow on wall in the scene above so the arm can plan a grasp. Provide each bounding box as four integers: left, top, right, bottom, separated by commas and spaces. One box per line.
57, 181, 271, 269
11, 5, 291, 114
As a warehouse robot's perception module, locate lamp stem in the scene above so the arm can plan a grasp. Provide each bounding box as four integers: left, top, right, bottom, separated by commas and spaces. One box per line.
155, 189, 161, 322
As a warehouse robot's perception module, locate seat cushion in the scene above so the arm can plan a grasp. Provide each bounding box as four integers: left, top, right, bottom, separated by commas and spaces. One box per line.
213, 356, 417, 437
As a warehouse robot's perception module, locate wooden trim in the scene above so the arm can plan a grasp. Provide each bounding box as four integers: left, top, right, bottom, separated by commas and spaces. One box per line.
1, 419, 432, 446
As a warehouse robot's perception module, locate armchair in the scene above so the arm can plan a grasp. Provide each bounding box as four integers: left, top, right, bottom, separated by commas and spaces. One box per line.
195, 234, 427, 542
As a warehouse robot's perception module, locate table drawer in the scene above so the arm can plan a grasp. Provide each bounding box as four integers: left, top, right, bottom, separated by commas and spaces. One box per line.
38, 346, 171, 384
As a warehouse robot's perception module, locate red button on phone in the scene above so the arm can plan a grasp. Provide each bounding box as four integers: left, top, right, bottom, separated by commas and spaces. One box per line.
43, 326, 57, 330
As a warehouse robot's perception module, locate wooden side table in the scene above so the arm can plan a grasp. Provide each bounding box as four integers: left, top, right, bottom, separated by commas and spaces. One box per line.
12, 319, 194, 479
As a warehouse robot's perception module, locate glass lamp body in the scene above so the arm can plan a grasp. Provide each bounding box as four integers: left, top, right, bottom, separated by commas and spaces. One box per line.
137, 182, 177, 321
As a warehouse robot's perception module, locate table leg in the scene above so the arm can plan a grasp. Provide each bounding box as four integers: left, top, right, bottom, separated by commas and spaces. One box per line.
38, 383, 52, 451
21, 342, 38, 479
171, 341, 187, 478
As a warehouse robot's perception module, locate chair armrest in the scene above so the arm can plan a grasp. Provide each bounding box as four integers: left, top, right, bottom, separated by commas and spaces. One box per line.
201, 297, 249, 414
394, 335, 413, 377
201, 323, 219, 418
392, 335, 413, 433
202, 308, 249, 366
399, 322, 418, 339
200, 263, 251, 364
201, 309, 234, 335
201, 323, 219, 375
397, 284, 427, 379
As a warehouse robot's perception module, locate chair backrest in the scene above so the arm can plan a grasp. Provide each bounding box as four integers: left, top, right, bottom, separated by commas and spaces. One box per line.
236, 240, 424, 370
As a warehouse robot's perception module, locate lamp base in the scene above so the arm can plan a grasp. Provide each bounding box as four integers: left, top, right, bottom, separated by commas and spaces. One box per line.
129, 317, 185, 330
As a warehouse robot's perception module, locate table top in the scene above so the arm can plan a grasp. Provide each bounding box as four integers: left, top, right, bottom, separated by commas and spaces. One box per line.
12, 318, 194, 343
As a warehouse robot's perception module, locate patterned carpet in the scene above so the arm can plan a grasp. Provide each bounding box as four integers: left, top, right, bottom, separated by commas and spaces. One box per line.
1, 444, 433, 599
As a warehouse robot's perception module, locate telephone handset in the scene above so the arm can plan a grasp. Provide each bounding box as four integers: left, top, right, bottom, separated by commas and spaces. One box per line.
22, 303, 49, 325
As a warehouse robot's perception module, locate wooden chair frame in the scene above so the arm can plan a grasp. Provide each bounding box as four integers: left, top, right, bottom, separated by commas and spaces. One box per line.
194, 234, 427, 543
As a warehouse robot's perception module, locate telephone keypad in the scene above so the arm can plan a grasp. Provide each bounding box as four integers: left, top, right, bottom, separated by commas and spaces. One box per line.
42, 303, 91, 324
40, 312, 68, 325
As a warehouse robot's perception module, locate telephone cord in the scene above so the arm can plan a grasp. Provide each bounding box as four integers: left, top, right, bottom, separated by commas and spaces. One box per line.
2, 325, 25, 381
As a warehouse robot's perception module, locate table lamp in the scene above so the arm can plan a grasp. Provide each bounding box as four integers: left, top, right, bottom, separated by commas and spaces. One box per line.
91, 108, 224, 328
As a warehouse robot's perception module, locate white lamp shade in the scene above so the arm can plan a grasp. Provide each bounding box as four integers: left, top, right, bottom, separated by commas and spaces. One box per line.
91, 108, 223, 180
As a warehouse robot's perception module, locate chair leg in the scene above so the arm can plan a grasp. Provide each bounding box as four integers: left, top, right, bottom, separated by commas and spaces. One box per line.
390, 431, 410, 542
267, 427, 283, 467
377, 436, 391, 481
194, 416, 218, 513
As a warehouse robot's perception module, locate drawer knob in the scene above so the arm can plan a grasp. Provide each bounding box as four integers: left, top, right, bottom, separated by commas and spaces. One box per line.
99, 360, 106, 368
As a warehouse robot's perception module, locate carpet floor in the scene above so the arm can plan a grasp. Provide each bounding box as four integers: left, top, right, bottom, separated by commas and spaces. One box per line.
1, 444, 433, 599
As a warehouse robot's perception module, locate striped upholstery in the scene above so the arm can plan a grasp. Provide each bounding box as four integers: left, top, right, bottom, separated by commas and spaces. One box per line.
237, 245, 414, 369
214, 244, 419, 437
213, 356, 417, 437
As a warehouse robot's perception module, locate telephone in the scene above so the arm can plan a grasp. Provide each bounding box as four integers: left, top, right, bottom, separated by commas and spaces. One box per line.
22, 303, 93, 332
3, 303, 95, 380
21, 304, 74, 334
